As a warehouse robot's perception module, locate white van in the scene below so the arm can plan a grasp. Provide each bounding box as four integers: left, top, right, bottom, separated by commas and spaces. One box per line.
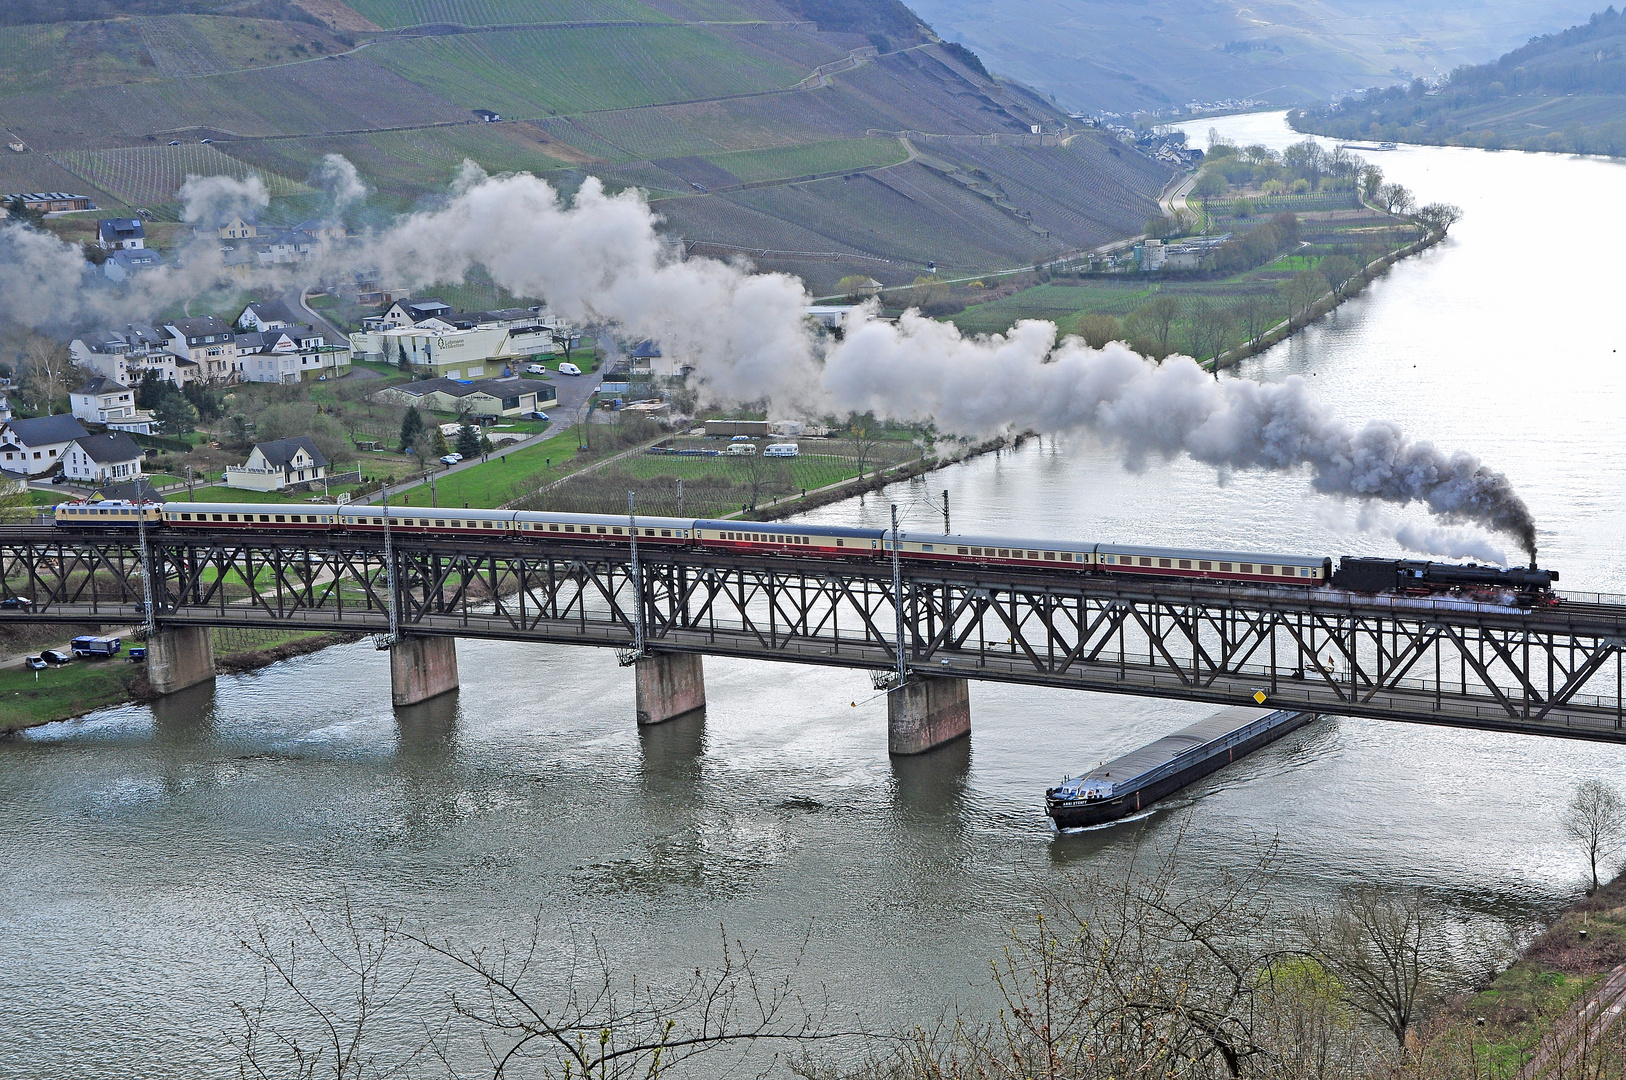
525, 362, 547, 374
558, 362, 582, 376
724, 442, 756, 455
763, 443, 799, 457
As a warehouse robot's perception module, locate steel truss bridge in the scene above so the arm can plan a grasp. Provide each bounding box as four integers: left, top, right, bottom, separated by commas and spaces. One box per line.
4, 526, 1625, 742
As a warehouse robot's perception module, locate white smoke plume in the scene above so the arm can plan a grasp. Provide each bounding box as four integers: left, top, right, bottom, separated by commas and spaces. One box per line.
1394, 523, 1508, 565
178, 172, 269, 227
314, 154, 368, 214
349, 164, 819, 408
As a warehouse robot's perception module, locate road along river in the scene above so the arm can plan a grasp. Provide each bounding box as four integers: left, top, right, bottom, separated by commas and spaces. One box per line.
3, 112, 1625, 1077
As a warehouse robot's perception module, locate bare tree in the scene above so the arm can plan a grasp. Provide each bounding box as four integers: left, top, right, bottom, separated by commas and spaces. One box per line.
1129, 293, 1182, 358
572, 398, 595, 452
1302, 886, 1447, 1049
232, 902, 860, 1080
1239, 293, 1280, 346
22, 334, 71, 413
1414, 203, 1465, 237
845, 413, 882, 478
1185, 297, 1236, 365
1563, 778, 1626, 893
1317, 255, 1362, 301
1376, 182, 1415, 215
1279, 270, 1330, 325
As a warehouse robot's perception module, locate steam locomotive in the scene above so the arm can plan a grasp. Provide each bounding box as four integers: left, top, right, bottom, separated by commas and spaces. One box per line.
46, 501, 1558, 600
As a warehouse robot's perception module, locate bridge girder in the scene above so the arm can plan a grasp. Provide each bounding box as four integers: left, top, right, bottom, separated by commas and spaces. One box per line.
4, 529, 1624, 741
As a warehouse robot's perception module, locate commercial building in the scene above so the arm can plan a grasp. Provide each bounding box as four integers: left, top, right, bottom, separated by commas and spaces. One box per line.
372, 376, 556, 418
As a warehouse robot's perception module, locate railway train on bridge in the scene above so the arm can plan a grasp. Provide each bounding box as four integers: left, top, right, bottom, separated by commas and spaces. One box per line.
48, 501, 1558, 599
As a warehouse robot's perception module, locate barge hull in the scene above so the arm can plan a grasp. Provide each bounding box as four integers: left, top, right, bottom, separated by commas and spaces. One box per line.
1047, 708, 1316, 829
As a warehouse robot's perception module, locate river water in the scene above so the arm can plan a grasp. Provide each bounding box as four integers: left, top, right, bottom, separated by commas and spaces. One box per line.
4, 114, 1626, 1077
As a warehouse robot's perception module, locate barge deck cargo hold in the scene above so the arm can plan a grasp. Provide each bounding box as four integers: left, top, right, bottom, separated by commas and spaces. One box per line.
1046, 706, 1317, 828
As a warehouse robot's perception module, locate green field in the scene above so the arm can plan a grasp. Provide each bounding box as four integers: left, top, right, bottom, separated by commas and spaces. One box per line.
346, 0, 672, 29
0, 659, 144, 733
365, 26, 803, 118
410, 428, 584, 508
705, 138, 908, 183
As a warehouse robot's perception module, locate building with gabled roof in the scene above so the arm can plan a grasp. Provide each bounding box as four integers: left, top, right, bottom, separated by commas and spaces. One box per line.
70, 375, 152, 434
0, 415, 88, 476
224, 435, 328, 491
97, 218, 145, 250
236, 299, 298, 332
64, 431, 144, 485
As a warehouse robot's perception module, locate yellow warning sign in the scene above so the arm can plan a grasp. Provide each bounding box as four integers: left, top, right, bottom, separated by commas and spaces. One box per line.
1253, 690, 1268, 704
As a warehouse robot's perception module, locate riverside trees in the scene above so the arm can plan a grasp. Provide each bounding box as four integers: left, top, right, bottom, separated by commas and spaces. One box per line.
1563, 778, 1626, 893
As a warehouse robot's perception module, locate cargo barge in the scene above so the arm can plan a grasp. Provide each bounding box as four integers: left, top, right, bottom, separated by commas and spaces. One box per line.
1045, 706, 1317, 829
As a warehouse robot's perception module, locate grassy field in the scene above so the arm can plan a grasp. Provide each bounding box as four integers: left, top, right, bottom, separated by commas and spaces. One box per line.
409, 428, 585, 508
0, 659, 144, 733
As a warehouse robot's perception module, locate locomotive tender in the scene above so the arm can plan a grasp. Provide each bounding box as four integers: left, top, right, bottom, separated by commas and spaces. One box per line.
48, 501, 1555, 598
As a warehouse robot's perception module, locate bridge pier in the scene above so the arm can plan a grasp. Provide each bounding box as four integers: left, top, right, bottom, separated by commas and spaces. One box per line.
391, 635, 459, 707
888, 676, 970, 756
146, 626, 215, 696
635, 652, 705, 726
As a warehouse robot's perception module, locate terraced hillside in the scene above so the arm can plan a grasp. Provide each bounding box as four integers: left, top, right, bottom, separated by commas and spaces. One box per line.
0, 0, 1173, 291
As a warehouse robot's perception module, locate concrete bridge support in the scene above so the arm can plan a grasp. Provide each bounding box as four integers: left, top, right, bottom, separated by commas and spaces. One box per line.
635, 652, 705, 726
391, 635, 459, 707
146, 625, 216, 696
888, 676, 970, 756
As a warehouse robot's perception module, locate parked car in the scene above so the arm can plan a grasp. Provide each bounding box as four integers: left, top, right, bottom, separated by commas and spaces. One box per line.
523, 411, 549, 421
41, 650, 73, 665
24, 656, 46, 671
0, 596, 32, 610
730, 435, 752, 441
167, 140, 180, 146
525, 363, 547, 375
51, 473, 69, 484
558, 362, 581, 376
440, 453, 463, 465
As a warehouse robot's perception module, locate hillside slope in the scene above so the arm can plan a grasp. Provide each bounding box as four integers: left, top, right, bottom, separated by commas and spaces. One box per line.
1293, 6, 1626, 154
0, 0, 1172, 292
905, 0, 1606, 113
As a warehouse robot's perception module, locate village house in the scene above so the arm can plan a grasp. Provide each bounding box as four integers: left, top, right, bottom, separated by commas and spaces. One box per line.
103, 248, 164, 282
372, 376, 556, 418
163, 316, 236, 382
627, 339, 690, 378
224, 436, 327, 491
71, 324, 198, 388
378, 297, 457, 329
63, 431, 144, 486
70, 376, 153, 434
97, 218, 145, 251
236, 323, 352, 383
235, 299, 297, 332
0, 415, 89, 476
211, 215, 258, 241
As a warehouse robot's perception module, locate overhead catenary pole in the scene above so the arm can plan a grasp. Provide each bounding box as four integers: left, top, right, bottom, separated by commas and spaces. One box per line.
629, 491, 643, 657
135, 490, 155, 637
891, 503, 905, 687
942, 489, 950, 535
379, 483, 399, 648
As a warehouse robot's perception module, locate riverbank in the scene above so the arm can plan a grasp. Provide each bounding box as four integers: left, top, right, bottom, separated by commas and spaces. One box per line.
1211, 221, 1446, 370
1421, 868, 1626, 1071
1, 628, 361, 734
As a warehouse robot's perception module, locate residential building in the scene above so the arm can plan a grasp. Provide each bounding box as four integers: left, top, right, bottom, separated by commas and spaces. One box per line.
97, 218, 145, 250
337, 268, 400, 307
803, 307, 857, 331
235, 299, 298, 332
71, 324, 198, 388
6, 192, 93, 213
0, 391, 11, 421
292, 219, 347, 243
379, 298, 456, 328
70, 376, 153, 434
372, 376, 556, 418
64, 431, 144, 485
103, 248, 164, 282
214, 215, 258, 241
253, 226, 318, 264
237, 322, 352, 383
224, 436, 327, 491
163, 316, 236, 382
0, 414, 89, 476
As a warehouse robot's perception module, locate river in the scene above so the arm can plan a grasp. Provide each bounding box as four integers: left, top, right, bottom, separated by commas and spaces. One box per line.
3, 113, 1625, 1077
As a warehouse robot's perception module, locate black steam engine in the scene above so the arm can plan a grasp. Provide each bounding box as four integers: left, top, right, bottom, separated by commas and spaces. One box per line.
1333, 557, 1558, 600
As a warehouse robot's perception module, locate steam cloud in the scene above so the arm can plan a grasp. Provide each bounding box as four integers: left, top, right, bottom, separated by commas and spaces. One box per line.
0, 158, 1539, 557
